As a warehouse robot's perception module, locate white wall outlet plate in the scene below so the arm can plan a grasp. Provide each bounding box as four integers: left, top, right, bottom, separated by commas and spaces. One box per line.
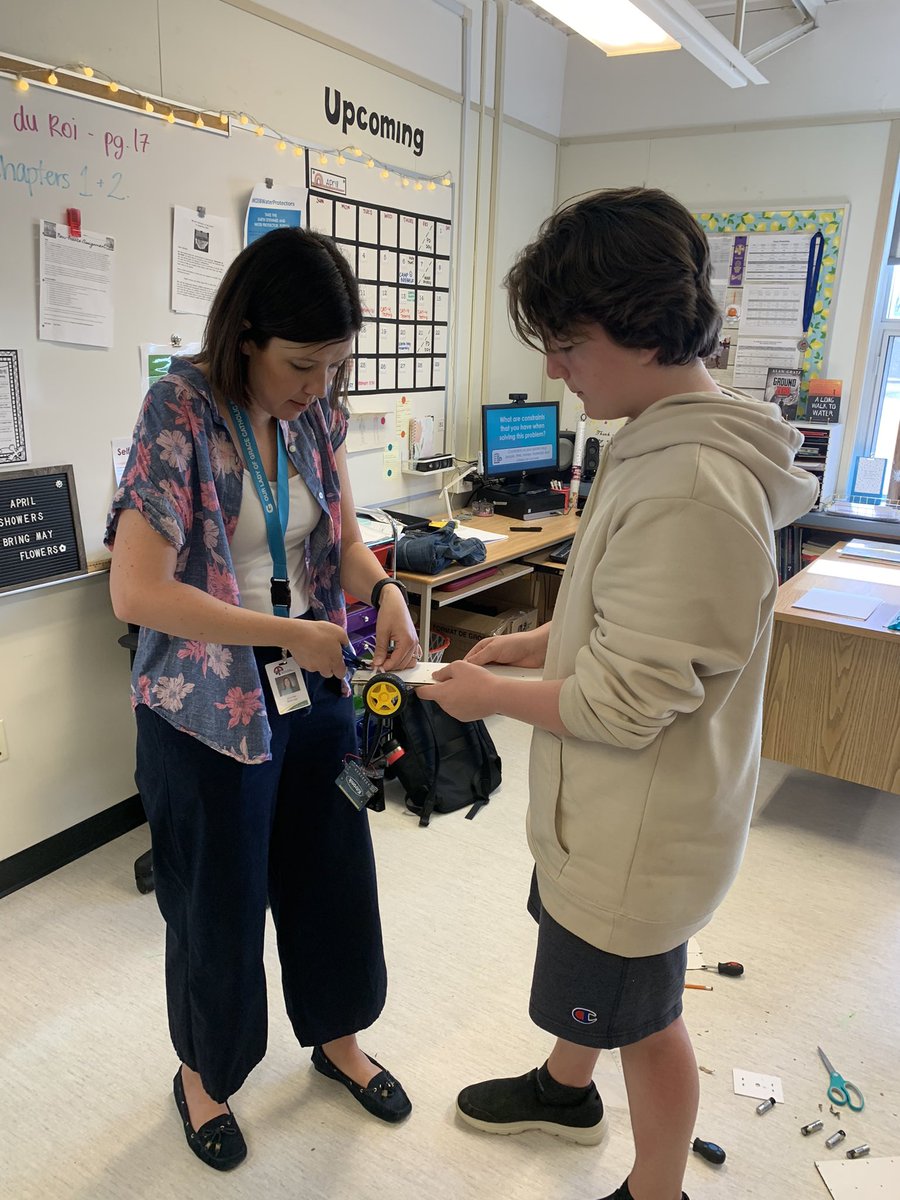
732, 1068, 784, 1102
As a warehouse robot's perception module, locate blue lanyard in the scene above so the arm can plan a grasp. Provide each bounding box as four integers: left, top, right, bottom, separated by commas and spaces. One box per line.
802, 230, 825, 333
229, 403, 291, 616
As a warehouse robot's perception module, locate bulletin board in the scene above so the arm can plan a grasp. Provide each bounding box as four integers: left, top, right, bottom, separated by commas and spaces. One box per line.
0, 72, 455, 566
693, 206, 846, 411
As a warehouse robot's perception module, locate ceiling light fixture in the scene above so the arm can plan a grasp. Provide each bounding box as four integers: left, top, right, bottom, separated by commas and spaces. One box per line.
531, 0, 767, 88
533, 0, 679, 56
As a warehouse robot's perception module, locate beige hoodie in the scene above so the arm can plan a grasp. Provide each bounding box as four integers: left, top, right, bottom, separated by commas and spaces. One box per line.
528, 389, 818, 957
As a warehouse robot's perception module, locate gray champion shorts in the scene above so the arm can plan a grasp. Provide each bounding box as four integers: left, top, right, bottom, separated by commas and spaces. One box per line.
527, 871, 687, 1050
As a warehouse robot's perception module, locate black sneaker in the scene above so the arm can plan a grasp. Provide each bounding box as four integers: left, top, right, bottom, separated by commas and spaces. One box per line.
456, 1066, 604, 1144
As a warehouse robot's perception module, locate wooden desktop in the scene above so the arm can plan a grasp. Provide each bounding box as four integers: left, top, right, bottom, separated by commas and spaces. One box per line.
397, 509, 579, 649
762, 542, 900, 793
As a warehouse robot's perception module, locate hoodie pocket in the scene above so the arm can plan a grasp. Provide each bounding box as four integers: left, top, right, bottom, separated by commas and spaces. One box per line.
526, 734, 569, 879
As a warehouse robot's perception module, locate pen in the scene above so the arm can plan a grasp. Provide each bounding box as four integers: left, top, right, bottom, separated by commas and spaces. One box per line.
684, 983, 714, 991
509, 525, 542, 532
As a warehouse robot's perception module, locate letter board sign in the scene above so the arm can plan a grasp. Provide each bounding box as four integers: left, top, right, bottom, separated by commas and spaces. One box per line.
0, 464, 87, 594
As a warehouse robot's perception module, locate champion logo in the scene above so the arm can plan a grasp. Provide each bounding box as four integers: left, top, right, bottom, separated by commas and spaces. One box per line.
571, 1007, 598, 1025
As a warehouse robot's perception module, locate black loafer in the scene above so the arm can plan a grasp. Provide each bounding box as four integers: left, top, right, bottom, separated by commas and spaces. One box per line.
173, 1066, 247, 1171
311, 1044, 412, 1123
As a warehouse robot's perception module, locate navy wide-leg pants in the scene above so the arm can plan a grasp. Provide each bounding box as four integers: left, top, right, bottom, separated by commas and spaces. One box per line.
135, 653, 387, 1103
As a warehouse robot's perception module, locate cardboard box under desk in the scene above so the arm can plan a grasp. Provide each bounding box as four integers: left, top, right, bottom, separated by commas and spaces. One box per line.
482, 569, 562, 626
430, 603, 538, 661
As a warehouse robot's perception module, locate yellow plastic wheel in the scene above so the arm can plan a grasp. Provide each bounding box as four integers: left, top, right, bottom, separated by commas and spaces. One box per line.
363, 673, 407, 716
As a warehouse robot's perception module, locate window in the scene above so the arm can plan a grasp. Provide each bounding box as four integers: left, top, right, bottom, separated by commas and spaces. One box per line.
858, 184, 900, 501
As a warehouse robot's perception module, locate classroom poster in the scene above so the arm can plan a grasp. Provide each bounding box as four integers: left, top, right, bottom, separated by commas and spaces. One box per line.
244, 182, 307, 246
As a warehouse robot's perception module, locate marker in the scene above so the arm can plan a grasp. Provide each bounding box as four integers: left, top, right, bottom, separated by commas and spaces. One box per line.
509, 526, 541, 532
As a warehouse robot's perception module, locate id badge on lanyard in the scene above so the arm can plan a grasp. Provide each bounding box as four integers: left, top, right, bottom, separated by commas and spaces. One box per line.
229, 403, 310, 712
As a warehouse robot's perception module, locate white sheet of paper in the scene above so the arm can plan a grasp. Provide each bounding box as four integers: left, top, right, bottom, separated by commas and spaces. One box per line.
308, 194, 333, 235
732, 337, 802, 391
453, 524, 508, 544
423, 522, 507, 544
359, 206, 378, 243
732, 1068, 784, 1103
791, 588, 880, 620
39, 221, 115, 347
353, 662, 541, 685
0, 349, 27, 464
335, 202, 356, 241
816, 1157, 900, 1200
739, 281, 805, 338
707, 234, 735, 281
346, 413, 389, 454
744, 233, 812, 281
171, 207, 235, 316
685, 937, 704, 970
111, 437, 131, 485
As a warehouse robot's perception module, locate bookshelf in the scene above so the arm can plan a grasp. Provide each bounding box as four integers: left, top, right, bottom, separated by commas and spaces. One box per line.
793, 422, 842, 502
776, 423, 843, 580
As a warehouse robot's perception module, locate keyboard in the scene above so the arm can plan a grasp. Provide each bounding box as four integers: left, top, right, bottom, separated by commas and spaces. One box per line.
548, 537, 574, 564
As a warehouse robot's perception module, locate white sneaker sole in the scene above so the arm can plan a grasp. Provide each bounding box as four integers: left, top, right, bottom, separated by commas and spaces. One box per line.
456, 1104, 605, 1146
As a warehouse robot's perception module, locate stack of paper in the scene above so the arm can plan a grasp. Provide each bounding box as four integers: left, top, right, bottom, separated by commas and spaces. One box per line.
791, 588, 879, 620
838, 539, 900, 565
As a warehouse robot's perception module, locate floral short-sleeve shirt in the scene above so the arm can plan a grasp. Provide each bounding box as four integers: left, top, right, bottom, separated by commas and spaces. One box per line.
105, 358, 348, 764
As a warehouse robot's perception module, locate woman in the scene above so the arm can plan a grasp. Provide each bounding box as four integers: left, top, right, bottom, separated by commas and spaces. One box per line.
107, 227, 417, 1170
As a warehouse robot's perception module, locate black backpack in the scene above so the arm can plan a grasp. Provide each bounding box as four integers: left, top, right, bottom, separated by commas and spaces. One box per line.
384, 693, 502, 827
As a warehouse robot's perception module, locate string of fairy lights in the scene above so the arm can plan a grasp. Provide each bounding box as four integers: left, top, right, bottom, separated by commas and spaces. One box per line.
3, 54, 453, 191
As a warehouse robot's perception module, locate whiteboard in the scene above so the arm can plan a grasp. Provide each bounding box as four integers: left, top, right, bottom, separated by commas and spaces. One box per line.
0, 82, 452, 561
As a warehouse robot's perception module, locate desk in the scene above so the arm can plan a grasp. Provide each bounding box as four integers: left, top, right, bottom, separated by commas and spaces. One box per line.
762, 543, 900, 793
398, 510, 579, 649
780, 509, 900, 578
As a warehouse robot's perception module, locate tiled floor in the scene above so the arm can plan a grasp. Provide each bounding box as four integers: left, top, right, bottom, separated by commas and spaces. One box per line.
2, 722, 898, 1200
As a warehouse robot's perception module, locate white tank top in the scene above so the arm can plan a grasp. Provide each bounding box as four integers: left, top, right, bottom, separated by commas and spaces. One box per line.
230, 472, 320, 617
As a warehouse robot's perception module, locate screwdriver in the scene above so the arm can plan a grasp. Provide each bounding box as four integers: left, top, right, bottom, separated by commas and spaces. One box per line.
701, 961, 744, 977
692, 1137, 726, 1165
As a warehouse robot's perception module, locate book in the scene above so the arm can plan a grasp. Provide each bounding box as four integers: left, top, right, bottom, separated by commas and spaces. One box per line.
804, 378, 842, 423
409, 415, 435, 461
764, 366, 802, 419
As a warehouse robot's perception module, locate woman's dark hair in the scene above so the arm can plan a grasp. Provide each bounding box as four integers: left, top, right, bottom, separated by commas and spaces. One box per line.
505, 187, 722, 366
197, 227, 362, 406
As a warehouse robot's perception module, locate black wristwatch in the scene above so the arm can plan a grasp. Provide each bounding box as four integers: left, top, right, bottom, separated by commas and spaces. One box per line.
370, 577, 409, 610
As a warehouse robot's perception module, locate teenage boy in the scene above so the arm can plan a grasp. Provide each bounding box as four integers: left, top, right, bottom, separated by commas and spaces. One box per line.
422, 187, 817, 1200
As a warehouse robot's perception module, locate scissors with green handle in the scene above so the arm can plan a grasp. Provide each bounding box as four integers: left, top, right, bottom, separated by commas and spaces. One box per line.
818, 1046, 864, 1111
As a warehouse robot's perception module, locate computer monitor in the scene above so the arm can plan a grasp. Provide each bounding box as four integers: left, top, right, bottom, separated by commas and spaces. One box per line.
481, 401, 559, 490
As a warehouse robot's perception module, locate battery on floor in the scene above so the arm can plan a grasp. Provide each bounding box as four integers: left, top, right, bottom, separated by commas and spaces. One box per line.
825, 1129, 847, 1149
800, 1120, 824, 1136
846, 1144, 870, 1159
756, 1097, 777, 1115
